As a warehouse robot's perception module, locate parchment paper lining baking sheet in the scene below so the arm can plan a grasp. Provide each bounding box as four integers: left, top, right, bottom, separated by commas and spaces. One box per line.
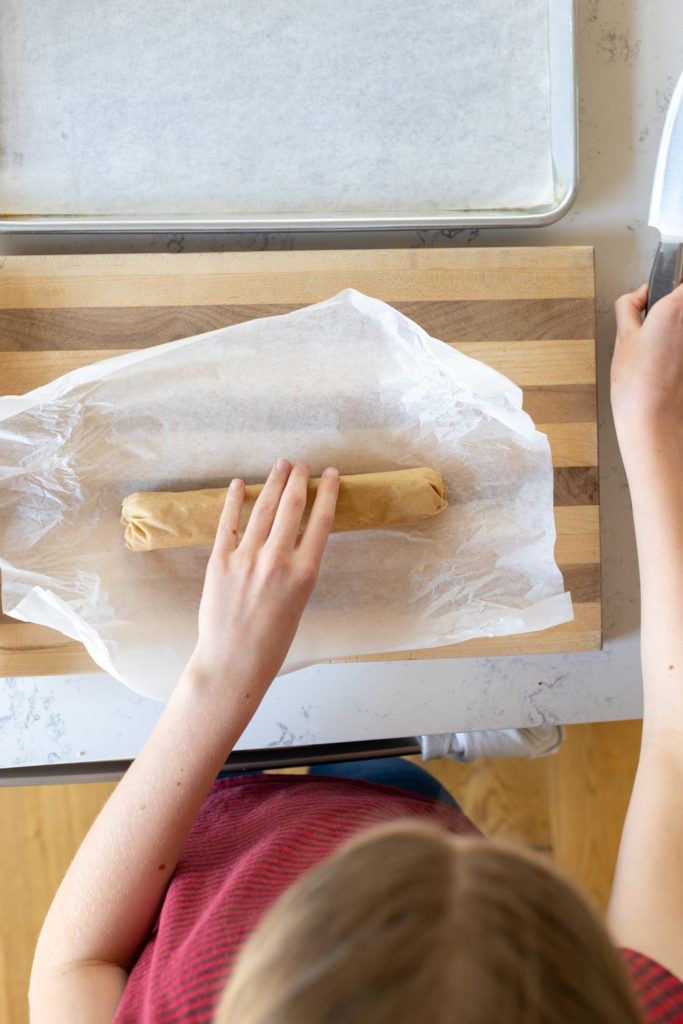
0, 0, 554, 218
0, 291, 572, 701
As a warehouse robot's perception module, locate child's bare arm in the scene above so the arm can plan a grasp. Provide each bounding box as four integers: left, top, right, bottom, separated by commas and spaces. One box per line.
607, 282, 683, 977
29, 459, 339, 1024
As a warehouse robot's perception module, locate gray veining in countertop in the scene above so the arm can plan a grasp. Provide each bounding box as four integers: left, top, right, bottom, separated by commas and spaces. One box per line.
1, 0, 680, 772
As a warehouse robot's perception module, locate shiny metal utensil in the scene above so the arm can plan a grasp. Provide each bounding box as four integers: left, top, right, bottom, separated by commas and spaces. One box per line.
648, 70, 683, 310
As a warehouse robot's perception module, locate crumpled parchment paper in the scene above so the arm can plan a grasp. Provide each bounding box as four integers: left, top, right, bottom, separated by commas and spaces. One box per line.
0, 290, 572, 700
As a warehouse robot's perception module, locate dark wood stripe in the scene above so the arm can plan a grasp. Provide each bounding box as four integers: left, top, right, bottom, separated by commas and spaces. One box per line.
0, 297, 595, 352
524, 385, 597, 424
0, 305, 298, 351
560, 563, 602, 604
554, 466, 599, 505
397, 299, 596, 342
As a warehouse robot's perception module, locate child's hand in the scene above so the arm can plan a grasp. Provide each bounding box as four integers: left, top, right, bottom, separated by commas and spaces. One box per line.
186, 458, 339, 711
611, 282, 683, 483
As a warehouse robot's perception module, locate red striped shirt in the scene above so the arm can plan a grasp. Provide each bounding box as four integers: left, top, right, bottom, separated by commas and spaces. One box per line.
621, 949, 683, 1023
112, 774, 683, 1023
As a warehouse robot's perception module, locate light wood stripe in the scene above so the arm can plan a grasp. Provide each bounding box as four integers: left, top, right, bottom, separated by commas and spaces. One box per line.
0, 622, 101, 676
0, 597, 603, 678
0, 350, 132, 393
1, 513, 599, 622
0, 340, 596, 396
0, 351, 599, 468
0, 248, 595, 308
452, 340, 596, 387
554, 507, 601, 564
540, 423, 598, 467
336, 602, 602, 661
0, 327, 597, 424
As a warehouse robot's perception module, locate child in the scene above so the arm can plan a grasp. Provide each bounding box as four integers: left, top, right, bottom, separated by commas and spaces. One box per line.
30, 283, 683, 1023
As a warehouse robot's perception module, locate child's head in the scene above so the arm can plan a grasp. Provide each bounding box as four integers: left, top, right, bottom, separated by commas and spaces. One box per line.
215, 819, 641, 1023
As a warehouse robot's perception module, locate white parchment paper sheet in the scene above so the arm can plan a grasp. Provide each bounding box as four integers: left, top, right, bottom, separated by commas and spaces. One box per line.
0, 291, 572, 701
0, 0, 553, 216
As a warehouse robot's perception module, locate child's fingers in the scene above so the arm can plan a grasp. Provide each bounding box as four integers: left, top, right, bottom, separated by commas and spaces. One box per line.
241, 458, 291, 548
213, 477, 245, 558
268, 459, 311, 552
297, 467, 340, 568
615, 283, 648, 334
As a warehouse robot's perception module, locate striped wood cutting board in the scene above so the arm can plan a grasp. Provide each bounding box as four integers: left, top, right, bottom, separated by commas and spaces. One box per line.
0, 248, 599, 676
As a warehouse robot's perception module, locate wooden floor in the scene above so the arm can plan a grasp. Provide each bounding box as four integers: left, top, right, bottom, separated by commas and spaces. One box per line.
0, 719, 642, 1024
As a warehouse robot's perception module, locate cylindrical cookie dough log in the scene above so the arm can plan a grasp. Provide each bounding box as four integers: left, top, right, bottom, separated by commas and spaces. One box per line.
122, 467, 447, 552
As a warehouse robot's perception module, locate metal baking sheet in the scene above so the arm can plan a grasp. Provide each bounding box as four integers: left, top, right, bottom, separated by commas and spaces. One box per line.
0, 0, 577, 233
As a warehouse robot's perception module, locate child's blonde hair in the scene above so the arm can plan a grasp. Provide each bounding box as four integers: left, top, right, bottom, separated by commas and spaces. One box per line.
215, 819, 641, 1023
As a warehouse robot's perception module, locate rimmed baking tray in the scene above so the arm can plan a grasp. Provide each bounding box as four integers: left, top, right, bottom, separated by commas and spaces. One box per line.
0, 0, 576, 233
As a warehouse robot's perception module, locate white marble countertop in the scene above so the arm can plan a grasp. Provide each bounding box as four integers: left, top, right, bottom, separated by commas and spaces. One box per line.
1, 0, 681, 775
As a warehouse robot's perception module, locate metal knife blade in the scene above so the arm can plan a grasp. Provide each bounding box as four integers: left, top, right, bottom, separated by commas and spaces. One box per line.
647, 70, 683, 310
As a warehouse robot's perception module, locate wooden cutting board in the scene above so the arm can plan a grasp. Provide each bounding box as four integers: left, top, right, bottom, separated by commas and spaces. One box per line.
0, 248, 599, 676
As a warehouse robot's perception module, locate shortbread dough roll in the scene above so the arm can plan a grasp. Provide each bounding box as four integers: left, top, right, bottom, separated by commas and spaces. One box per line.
122, 467, 447, 552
